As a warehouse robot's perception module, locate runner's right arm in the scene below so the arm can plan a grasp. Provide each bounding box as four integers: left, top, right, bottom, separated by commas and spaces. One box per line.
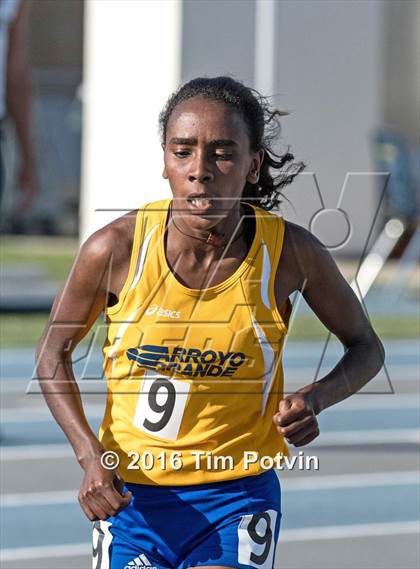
36, 226, 132, 521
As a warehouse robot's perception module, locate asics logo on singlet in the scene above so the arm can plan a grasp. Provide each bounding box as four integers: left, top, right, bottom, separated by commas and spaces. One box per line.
124, 554, 157, 569
145, 303, 181, 319
127, 345, 247, 377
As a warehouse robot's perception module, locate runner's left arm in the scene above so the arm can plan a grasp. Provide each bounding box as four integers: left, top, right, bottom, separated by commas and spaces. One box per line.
273, 222, 385, 447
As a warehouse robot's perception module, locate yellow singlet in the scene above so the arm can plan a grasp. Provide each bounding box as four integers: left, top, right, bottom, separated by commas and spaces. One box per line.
99, 199, 290, 485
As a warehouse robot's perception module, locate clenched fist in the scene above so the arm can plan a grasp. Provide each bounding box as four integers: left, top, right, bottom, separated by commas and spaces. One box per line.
78, 457, 132, 521
273, 393, 320, 447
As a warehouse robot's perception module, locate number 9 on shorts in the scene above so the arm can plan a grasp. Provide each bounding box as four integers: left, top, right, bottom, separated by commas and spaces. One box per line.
238, 510, 278, 569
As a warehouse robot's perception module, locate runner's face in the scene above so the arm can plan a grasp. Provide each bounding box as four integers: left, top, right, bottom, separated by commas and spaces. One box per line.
162, 97, 262, 229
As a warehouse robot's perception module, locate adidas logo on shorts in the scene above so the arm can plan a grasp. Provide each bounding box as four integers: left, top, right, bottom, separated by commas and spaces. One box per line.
124, 554, 157, 569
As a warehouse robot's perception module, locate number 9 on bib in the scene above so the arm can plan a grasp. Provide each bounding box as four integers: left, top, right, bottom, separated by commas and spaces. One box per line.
133, 371, 190, 440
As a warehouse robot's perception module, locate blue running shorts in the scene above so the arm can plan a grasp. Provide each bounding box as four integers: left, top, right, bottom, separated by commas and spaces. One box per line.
92, 469, 281, 569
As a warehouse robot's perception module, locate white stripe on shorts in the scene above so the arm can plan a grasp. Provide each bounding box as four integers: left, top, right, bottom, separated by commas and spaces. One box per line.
92, 520, 113, 569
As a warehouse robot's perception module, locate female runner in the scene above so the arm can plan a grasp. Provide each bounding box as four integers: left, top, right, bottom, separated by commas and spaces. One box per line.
37, 76, 384, 569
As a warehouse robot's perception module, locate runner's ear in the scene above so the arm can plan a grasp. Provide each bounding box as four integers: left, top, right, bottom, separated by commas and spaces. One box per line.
162, 143, 168, 178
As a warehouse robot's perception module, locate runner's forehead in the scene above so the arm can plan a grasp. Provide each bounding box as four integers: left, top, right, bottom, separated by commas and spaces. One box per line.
165, 98, 249, 144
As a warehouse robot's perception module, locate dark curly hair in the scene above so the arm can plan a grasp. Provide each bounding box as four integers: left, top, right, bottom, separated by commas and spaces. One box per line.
158, 76, 305, 211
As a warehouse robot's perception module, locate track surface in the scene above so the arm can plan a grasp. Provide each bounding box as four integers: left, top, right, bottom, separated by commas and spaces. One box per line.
1, 339, 419, 568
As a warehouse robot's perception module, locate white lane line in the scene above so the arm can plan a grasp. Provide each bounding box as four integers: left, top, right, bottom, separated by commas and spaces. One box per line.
2, 395, 419, 424
1, 405, 104, 423
1, 444, 72, 460
311, 429, 420, 446
1, 430, 419, 463
2, 471, 419, 509
2, 522, 419, 560
280, 521, 420, 542
2, 490, 77, 507
0, 380, 107, 394
281, 470, 420, 491
1, 364, 418, 395
283, 340, 420, 356
330, 394, 420, 410
284, 365, 420, 383
0, 542, 90, 562
24, 380, 107, 395
1, 394, 419, 427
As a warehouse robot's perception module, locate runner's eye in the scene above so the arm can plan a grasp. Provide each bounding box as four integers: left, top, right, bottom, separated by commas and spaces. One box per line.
173, 150, 191, 158
214, 153, 233, 161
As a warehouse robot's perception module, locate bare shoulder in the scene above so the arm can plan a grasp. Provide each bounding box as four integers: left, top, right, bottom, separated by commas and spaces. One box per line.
42, 211, 138, 338
280, 219, 379, 347
72, 211, 138, 301
277, 221, 323, 290
283, 220, 323, 256
79, 211, 137, 268
275, 219, 343, 306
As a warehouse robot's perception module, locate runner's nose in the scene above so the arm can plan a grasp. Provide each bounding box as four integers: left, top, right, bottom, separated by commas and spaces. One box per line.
188, 151, 214, 183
